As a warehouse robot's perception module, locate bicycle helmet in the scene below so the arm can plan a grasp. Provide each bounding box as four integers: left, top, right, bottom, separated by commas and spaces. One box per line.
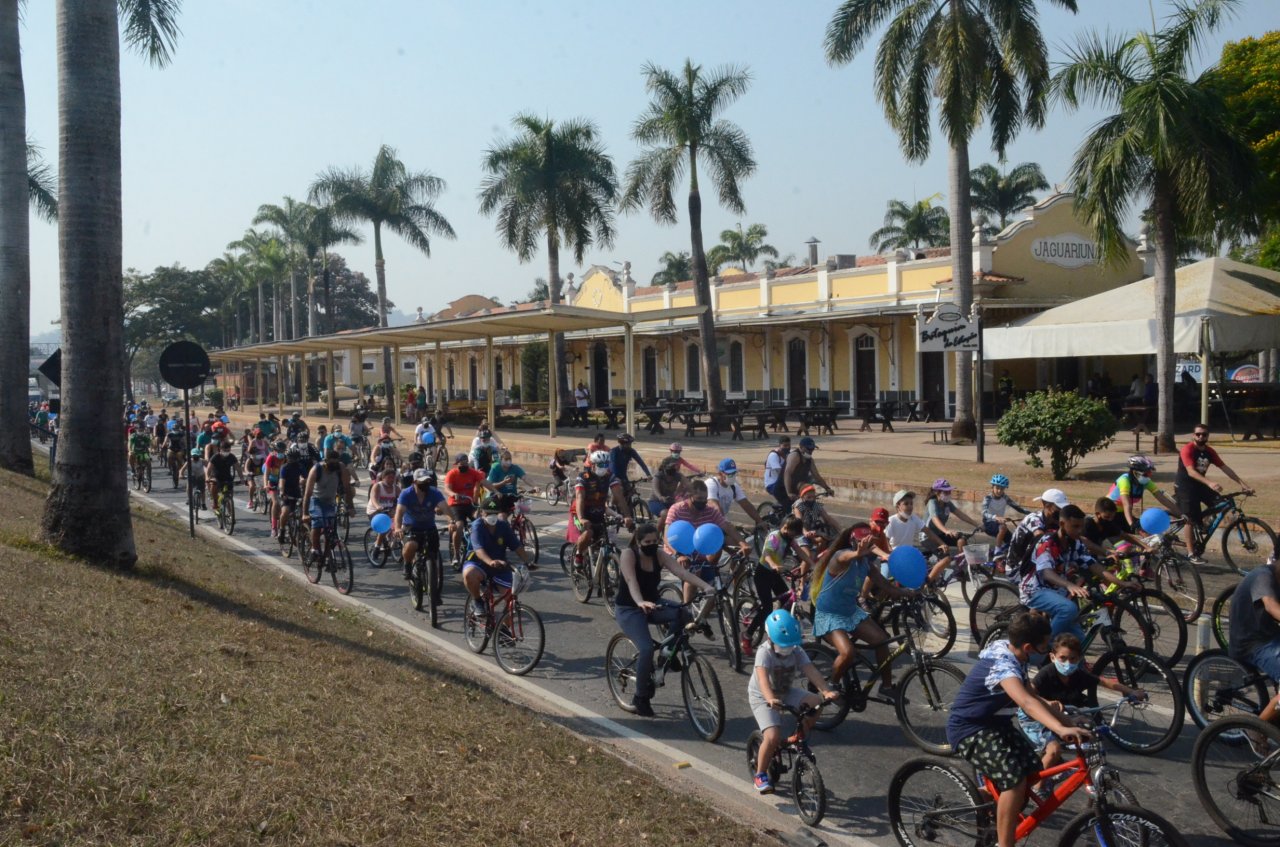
617, 432, 633, 444
1128, 455, 1156, 474
765, 609, 803, 649
990, 474, 1010, 488
189, 447, 201, 457
286, 445, 302, 461
274, 440, 287, 452
668, 442, 683, 453
589, 449, 611, 467
717, 458, 738, 474
932, 478, 953, 492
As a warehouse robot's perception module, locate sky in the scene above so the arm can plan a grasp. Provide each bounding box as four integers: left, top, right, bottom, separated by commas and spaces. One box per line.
18, 0, 1280, 339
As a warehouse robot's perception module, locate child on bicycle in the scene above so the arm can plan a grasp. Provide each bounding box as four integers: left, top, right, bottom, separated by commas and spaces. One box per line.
982, 474, 1029, 549
749, 609, 839, 795
792, 485, 836, 554
549, 450, 571, 486
366, 467, 400, 556
743, 516, 814, 650
1018, 633, 1147, 784
948, 611, 1091, 847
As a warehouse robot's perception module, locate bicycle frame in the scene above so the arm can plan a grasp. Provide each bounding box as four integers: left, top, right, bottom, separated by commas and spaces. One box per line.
981, 749, 1097, 840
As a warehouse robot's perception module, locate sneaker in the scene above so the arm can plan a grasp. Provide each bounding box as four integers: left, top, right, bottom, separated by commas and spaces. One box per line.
878, 681, 900, 701
1189, 554, 1209, 566
631, 695, 655, 717
245, 500, 253, 510
753, 773, 774, 795
403, 565, 413, 581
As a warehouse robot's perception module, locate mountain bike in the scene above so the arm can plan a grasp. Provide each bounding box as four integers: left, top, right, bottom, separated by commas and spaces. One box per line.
887, 736, 1188, 847
214, 481, 235, 535
1211, 583, 1236, 650
1130, 527, 1205, 623
304, 511, 354, 595
362, 515, 400, 568
448, 509, 475, 572
870, 590, 958, 661
543, 474, 569, 506
131, 453, 152, 493
1183, 648, 1277, 733
624, 478, 652, 521
407, 531, 444, 628
463, 564, 544, 675
737, 563, 813, 656
167, 449, 182, 489
659, 548, 751, 673
278, 498, 303, 559
187, 479, 205, 524
605, 596, 726, 742
1192, 712, 1280, 847
1172, 490, 1277, 573
746, 702, 829, 826
572, 515, 626, 613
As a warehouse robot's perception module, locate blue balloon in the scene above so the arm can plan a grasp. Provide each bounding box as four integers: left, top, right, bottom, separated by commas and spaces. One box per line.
370, 512, 392, 534
1140, 508, 1171, 535
220, 415, 230, 424
888, 546, 928, 590
666, 520, 696, 555
694, 523, 725, 556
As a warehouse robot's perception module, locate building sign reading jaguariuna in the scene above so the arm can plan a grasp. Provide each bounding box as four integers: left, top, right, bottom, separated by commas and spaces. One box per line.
1031, 233, 1100, 269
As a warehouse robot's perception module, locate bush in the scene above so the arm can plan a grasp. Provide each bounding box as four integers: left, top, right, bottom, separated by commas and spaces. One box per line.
205, 388, 224, 409
996, 389, 1118, 480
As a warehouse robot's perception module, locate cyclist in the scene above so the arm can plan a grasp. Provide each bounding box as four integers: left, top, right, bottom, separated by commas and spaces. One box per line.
981, 474, 1029, 549
369, 434, 399, 480
1080, 497, 1151, 567
378, 415, 405, 450
399, 450, 425, 491
763, 436, 792, 507
663, 479, 750, 604
243, 429, 271, 510
583, 433, 608, 466
349, 413, 369, 457
302, 449, 355, 563
394, 468, 447, 582
1229, 555, 1280, 723
256, 412, 280, 442
277, 445, 307, 541
295, 431, 321, 468
1107, 455, 1180, 534
486, 449, 526, 502
706, 458, 763, 526
749, 609, 840, 794
792, 484, 837, 554
666, 442, 703, 475
948, 611, 1089, 847
443, 453, 496, 562
179, 447, 207, 507
548, 449, 572, 491
286, 411, 309, 442
462, 495, 534, 613
648, 456, 688, 522
162, 422, 187, 487
924, 478, 981, 555
208, 441, 239, 514
783, 436, 834, 505
263, 441, 287, 536
572, 449, 635, 572
127, 425, 153, 478
367, 465, 401, 526
609, 432, 651, 505
1178, 424, 1254, 565
743, 516, 814, 649
615, 521, 716, 716
469, 427, 504, 475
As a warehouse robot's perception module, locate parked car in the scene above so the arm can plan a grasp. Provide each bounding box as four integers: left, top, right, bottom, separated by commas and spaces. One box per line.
319, 385, 360, 404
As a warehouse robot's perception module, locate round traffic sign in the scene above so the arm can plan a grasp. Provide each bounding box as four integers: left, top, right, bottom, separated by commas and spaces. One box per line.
159, 340, 212, 389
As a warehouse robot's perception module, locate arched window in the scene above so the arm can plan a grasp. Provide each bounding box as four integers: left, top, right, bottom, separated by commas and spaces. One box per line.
468, 357, 478, 399
686, 343, 701, 394
729, 340, 745, 394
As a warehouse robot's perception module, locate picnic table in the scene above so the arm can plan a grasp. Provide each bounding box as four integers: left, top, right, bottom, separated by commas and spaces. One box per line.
749, 411, 776, 440
1121, 405, 1153, 430
794, 406, 839, 437
856, 400, 896, 432
903, 399, 934, 423
678, 411, 723, 438
639, 406, 667, 435
595, 405, 626, 429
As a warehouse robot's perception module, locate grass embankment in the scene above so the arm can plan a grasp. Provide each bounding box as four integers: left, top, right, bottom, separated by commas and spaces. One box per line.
0, 468, 766, 846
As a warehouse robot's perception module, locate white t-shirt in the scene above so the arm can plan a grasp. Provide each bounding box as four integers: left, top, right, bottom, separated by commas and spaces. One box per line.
575, 388, 589, 408
706, 477, 746, 516
884, 513, 927, 549
143, 413, 158, 429
763, 450, 786, 488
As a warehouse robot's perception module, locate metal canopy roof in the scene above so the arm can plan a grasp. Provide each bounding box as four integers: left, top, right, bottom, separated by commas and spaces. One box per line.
209, 304, 707, 362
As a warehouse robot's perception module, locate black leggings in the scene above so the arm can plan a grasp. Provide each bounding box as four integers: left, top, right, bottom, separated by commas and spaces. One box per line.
747, 566, 790, 640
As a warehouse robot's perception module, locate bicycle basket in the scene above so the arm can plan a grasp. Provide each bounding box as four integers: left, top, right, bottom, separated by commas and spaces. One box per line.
508, 563, 531, 596
964, 543, 989, 566
516, 497, 533, 515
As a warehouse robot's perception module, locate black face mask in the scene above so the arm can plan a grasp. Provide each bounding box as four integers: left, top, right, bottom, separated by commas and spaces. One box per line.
414, 482, 429, 492
326, 461, 339, 470
639, 542, 660, 558
690, 499, 707, 510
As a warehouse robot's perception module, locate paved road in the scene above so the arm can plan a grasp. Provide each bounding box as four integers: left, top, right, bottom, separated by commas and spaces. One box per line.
133, 460, 1235, 847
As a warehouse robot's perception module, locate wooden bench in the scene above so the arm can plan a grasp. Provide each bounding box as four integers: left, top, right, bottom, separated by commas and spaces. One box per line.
931, 428, 950, 444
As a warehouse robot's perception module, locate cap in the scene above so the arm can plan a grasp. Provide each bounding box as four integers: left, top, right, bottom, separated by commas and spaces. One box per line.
717, 458, 737, 474
893, 489, 915, 505
798, 436, 817, 450
1035, 488, 1070, 508
412, 468, 432, 483
871, 507, 891, 524
851, 525, 872, 541
799, 484, 817, 498
455, 452, 470, 465
617, 432, 633, 443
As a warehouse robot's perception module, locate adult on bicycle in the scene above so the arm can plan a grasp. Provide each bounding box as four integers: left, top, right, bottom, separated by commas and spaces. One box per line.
349, 413, 369, 458
323, 424, 352, 458
609, 432, 651, 506
706, 458, 763, 527
763, 436, 792, 508
243, 429, 271, 511
295, 431, 321, 468
263, 441, 287, 536
1228, 555, 1280, 723
947, 610, 1090, 847
783, 436, 834, 506
614, 521, 715, 716
394, 468, 448, 582
486, 450, 527, 513
286, 411, 309, 442
444, 453, 496, 561
462, 495, 534, 613
302, 449, 355, 564
207, 440, 239, 513
1108, 454, 1180, 534
127, 425, 152, 479
663, 479, 750, 604
744, 516, 815, 647
1178, 423, 1254, 565
469, 427, 504, 476
648, 456, 688, 522
277, 446, 307, 541
812, 522, 914, 699
572, 450, 634, 570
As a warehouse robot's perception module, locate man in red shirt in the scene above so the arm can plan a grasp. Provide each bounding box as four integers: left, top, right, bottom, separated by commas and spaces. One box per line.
663, 479, 751, 603
1176, 424, 1253, 564
443, 452, 496, 563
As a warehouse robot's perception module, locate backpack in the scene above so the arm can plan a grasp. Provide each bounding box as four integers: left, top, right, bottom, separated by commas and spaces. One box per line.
1007, 521, 1041, 578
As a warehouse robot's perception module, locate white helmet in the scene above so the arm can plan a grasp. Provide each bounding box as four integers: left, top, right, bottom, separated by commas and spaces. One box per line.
589, 450, 611, 467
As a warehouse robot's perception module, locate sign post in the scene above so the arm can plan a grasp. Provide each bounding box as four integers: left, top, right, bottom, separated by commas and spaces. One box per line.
159, 341, 212, 537
916, 303, 983, 462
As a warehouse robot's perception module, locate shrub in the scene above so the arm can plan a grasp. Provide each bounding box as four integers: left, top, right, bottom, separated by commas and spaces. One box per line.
205, 388, 224, 409
996, 389, 1118, 480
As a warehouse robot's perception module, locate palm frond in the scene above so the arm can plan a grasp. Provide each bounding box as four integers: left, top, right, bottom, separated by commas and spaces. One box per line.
25, 141, 57, 223
118, 0, 181, 68
825, 0, 916, 65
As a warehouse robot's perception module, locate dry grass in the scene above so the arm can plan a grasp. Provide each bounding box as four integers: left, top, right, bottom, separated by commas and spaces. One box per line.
0, 468, 768, 846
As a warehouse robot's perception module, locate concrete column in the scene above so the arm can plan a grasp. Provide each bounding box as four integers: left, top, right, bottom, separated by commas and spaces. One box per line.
256, 359, 264, 414
624, 324, 635, 435
817, 268, 831, 313
762, 328, 772, 398
547, 330, 558, 438
434, 341, 444, 413
391, 344, 402, 425
485, 336, 496, 428
326, 350, 337, 420
355, 347, 365, 408
301, 354, 309, 416
277, 356, 286, 410
887, 257, 901, 299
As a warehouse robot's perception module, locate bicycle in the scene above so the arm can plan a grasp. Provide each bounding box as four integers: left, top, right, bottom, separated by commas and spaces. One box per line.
362, 513, 401, 568
1183, 648, 1278, 733
806, 626, 967, 756
604, 595, 726, 742
887, 735, 1187, 847
572, 515, 626, 613
187, 478, 206, 522
213, 480, 235, 535
278, 499, 303, 558
463, 564, 544, 675
746, 702, 829, 826
543, 472, 570, 506
167, 449, 182, 489
407, 531, 444, 628
1130, 526, 1205, 623
624, 478, 652, 521
131, 453, 153, 493
1171, 490, 1277, 573
870, 590, 958, 661
303, 510, 354, 595
508, 491, 541, 564
1192, 711, 1280, 847
448, 509, 475, 572
737, 562, 813, 656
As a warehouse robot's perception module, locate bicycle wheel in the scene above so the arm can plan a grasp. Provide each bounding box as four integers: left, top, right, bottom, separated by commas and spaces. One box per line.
223, 495, 236, 536
737, 598, 762, 653
959, 561, 996, 606
544, 481, 561, 506
1184, 648, 1271, 731
745, 730, 781, 784
887, 757, 988, 847
142, 464, 152, 493
631, 497, 651, 521
493, 602, 545, 676
716, 599, 742, 673
603, 554, 620, 615
680, 651, 725, 742
363, 527, 389, 568
804, 643, 862, 731
1059, 804, 1190, 847
1193, 713, 1280, 847
792, 753, 827, 827
1090, 647, 1184, 755
1224, 517, 1279, 575
1114, 588, 1187, 667
896, 660, 966, 757
463, 595, 490, 653
605, 633, 641, 713
559, 541, 574, 577
329, 539, 354, 595
890, 596, 957, 661
571, 554, 593, 603
409, 557, 425, 612
303, 543, 322, 584
517, 519, 540, 565
966, 579, 1020, 643
1153, 550, 1205, 623
1213, 584, 1235, 650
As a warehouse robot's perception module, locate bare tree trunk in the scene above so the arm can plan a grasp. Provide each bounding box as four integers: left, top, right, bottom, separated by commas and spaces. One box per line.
373, 226, 392, 400
0, 0, 33, 474
306, 270, 317, 336
687, 157, 724, 413
289, 267, 299, 339
1154, 177, 1178, 453
949, 141, 975, 439
546, 231, 572, 417
43, 0, 136, 567
322, 254, 333, 335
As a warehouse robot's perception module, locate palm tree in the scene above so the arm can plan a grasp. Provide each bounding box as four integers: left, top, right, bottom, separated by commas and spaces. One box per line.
252, 196, 311, 340
763, 252, 798, 273
227, 228, 282, 344
651, 250, 692, 286
714, 222, 778, 271
868, 196, 950, 253
970, 162, 1049, 233
1054, 0, 1258, 451
207, 251, 253, 346
479, 113, 618, 415
27, 142, 58, 223
42, 0, 180, 567
0, 0, 31, 474
300, 203, 361, 335
622, 60, 756, 413
311, 145, 455, 395
826, 0, 1076, 439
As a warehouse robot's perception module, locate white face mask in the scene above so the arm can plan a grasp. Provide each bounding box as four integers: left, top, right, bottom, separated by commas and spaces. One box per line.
1136, 474, 1150, 485
482, 514, 498, 527
938, 492, 951, 502
773, 644, 797, 658
594, 466, 610, 477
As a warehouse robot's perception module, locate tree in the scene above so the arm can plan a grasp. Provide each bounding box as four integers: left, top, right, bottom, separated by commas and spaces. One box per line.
1054, 0, 1259, 452
826, 0, 1076, 439
1207, 31, 1280, 220
969, 162, 1049, 233
252, 196, 311, 340
43, 0, 180, 568
0, 0, 31, 474
206, 251, 253, 346
124, 264, 221, 391
712, 222, 778, 271
622, 60, 756, 413
650, 250, 692, 286
763, 252, 798, 273
228, 228, 287, 344
311, 145, 455, 394
478, 113, 618, 416
318, 253, 384, 333
868, 196, 950, 252
27, 142, 57, 223
525, 277, 550, 302
300, 203, 361, 335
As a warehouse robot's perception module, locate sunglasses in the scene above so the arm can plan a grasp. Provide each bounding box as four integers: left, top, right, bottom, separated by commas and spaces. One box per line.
1194, 431, 1210, 438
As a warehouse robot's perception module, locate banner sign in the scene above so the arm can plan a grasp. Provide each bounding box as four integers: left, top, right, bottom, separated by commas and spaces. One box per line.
916, 303, 979, 352
1031, 233, 1100, 269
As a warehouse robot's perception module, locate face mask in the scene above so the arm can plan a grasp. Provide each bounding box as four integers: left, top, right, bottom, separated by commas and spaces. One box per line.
773, 644, 797, 658
1136, 474, 1150, 485
458, 463, 469, 471
501, 461, 512, 469
725, 473, 737, 483
1053, 659, 1079, 676
690, 499, 707, 510
669, 452, 680, 459
414, 482, 428, 492
276, 451, 285, 458
483, 514, 498, 527
639, 542, 660, 558
594, 466, 610, 477
938, 492, 951, 502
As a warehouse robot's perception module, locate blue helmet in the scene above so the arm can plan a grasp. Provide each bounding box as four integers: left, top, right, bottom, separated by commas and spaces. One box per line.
990, 474, 1010, 488
717, 458, 738, 474
765, 609, 803, 649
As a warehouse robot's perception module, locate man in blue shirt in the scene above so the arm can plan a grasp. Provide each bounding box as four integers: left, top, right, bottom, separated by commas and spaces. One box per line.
462, 495, 534, 613
393, 468, 448, 582
609, 432, 650, 504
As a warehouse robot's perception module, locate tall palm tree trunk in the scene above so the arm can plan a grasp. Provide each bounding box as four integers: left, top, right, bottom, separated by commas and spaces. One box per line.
546, 232, 571, 417
306, 270, 317, 336
321, 254, 333, 335
1153, 177, 1178, 452
0, 0, 33, 474
43, 0, 136, 567
948, 142, 975, 439
372, 225, 393, 401
256, 279, 266, 344
687, 170, 723, 413
289, 268, 299, 339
